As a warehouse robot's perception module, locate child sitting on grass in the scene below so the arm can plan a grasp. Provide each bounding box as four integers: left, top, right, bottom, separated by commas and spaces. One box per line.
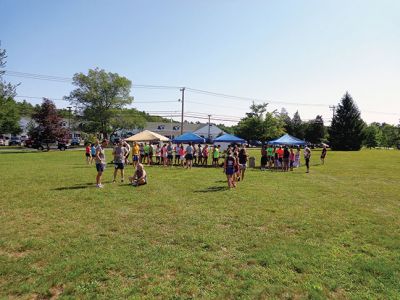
129, 163, 147, 187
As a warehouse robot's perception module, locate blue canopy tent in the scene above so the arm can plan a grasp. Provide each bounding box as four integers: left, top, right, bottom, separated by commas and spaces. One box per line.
213, 134, 246, 143
268, 134, 307, 146
172, 132, 205, 143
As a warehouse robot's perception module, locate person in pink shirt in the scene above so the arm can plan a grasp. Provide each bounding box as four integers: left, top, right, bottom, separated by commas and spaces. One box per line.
289, 146, 295, 171
179, 144, 185, 167
161, 144, 168, 167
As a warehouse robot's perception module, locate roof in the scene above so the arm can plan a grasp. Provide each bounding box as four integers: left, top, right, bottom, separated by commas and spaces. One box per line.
144, 122, 204, 137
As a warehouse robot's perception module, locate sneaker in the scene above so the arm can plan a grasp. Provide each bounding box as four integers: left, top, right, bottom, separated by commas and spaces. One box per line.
96, 184, 104, 188
112, 180, 116, 183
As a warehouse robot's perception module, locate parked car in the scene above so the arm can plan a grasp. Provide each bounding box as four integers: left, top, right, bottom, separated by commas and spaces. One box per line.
24, 138, 34, 148
247, 140, 263, 147
0, 139, 5, 146
70, 137, 81, 146
9, 136, 22, 146
32, 139, 69, 151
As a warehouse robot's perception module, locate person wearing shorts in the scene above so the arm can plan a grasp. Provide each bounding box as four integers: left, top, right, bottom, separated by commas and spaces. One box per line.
139, 143, 145, 163
132, 142, 140, 167
95, 139, 108, 188
202, 145, 209, 166
238, 146, 248, 181
212, 145, 220, 167
112, 140, 127, 183
185, 142, 194, 169
320, 145, 327, 165
260, 145, 267, 170
283, 146, 290, 172
90, 142, 97, 164
267, 144, 274, 169
224, 151, 236, 188
123, 141, 131, 165
85, 143, 91, 164
167, 142, 173, 166
175, 144, 181, 165
276, 146, 284, 171
289, 146, 295, 171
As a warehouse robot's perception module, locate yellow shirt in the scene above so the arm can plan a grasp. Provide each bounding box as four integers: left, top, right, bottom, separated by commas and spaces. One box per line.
132, 144, 140, 156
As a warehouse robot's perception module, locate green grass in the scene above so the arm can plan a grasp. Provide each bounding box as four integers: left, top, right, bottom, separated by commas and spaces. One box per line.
1, 148, 399, 299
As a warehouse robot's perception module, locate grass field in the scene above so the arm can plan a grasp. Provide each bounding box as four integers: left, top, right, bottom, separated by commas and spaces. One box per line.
1, 148, 399, 299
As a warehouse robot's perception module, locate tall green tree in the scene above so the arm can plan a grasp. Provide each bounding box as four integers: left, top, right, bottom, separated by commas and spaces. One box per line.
291, 111, 305, 139
329, 92, 365, 150
65, 68, 133, 138
305, 115, 326, 144
29, 99, 69, 149
0, 47, 21, 135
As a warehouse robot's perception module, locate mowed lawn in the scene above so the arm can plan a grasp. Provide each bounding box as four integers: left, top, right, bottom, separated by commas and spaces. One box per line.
0, 148, 399, 299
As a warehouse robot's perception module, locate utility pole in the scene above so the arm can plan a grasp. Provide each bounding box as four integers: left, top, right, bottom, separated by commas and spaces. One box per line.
208, 114, 211, 141
67, 106, 72, 130
329, 105, 336, 120
180, 87, 185, 135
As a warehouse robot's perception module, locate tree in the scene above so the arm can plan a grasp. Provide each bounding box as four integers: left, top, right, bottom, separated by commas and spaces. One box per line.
328, 92, 365, 150
292, 111, 305, 139
263, 111, 286, 141
29, 99, 69, 149
305, 115, 326, 144
0, 47, 21, 135
109, 109, 146, 136
279, 108, 293, 135
362, 124, 379, 148
65, 68, 133, 137
16, 100, 36, 116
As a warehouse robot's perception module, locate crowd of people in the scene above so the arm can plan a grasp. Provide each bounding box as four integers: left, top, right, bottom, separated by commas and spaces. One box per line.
86, 139, 325, 188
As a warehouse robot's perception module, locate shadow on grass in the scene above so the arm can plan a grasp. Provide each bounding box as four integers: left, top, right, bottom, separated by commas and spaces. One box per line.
0, 151, 38, 154
52, 181, 113, 190
194, 186, 228, 193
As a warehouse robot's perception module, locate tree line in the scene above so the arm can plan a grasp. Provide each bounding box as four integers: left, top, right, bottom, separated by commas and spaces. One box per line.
1, 46, 399, 150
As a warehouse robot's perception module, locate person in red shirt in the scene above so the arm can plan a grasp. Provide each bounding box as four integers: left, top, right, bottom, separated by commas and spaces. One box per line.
276, 146, 284, 171
85, 143, 91, 165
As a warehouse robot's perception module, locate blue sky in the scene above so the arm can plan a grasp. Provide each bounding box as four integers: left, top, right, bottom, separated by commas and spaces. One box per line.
2, 0, 400, 125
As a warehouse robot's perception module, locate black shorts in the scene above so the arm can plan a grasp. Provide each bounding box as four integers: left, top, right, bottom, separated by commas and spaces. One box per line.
96, 163, 105, 172
168, 154, 173, 160
213, 157, 218, 162
261, 156, 268, 165
279, 157, 283, 163
186, 154, 193, 160
283, 158, 289, 164
114, 163, 124, 169
176, 155, 180, 160
85, 153, 90, 157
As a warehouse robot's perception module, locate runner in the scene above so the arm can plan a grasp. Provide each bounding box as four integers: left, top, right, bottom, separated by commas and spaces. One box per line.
148, 143, 154, 165
175, 143, 181, 165
123, 140, 131, 165
132, 142, 140, 167
304, 145, 311, 173
223, 150, 236, 188
321, 145, 327, 165
143, 142, 150, 164
202, 144, 209, 166
267, 144, 274, 170
295, 146, 301, 168
283, 146, 290, 172
162, 144, 168, 167
276, 146, 284, 171
179, 143, 185, 167
185, 142, 194, 169
197, 144, 203, 165
95, 139, 108, 188
90, 141, 97, 164
289, 146, 295, 171
112, 140, 127, 183
129, 163, 147, 187
85, 143, 91, 164
260, 145, 267, 171
238, 146, 248, 181
139, 143, 145, 164
167, 142, 174, 166
155, 144, 161, 164
212, 145, 219, 167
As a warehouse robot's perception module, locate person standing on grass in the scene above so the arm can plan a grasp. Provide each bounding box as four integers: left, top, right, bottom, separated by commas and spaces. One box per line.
123, 140, 131, 165
321, 145, 327, 165
267, 144, 274, 170
143, 142, 150, 164
283, 146, 290, 172
289, 146, 295, 171
212, 145, 220, 167
155, 144, 161, 164
304, 145, 311, 173
197, 144, 203, 165
139, 143, 145, 164
223, 150, 236, 188
167, 142, 174, 166
129, 163, 147, 187
238, 146, 248, 181
295, 146, 301, 168
276, 146, 284, 171
148, 143, 154, 165
202, 144, 209, 166
132, 142, 140, 167
90, 141, 97, 164
179, 144, 185, 167
175, 143, 181, 165
162, 144, 168, 167
85, 143, 91, 164
185, 142, 194, 169
112, 140, 127, 183
95, 139, 108, 188
260, 145, 267, 171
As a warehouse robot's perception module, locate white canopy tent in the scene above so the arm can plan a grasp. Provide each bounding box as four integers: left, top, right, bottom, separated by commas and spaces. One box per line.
125, 130, 169, 142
